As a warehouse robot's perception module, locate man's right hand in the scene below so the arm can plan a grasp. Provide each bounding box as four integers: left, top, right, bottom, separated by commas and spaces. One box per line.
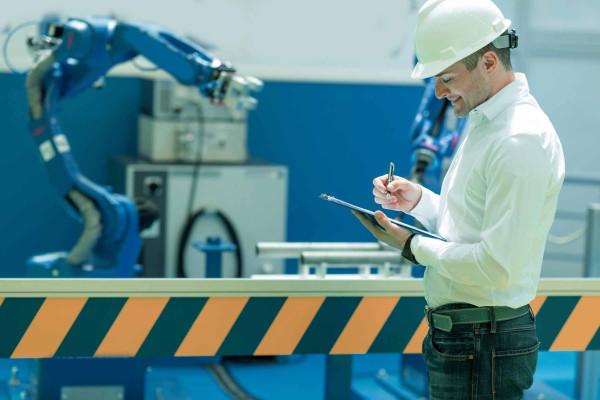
372, 175, 422, 212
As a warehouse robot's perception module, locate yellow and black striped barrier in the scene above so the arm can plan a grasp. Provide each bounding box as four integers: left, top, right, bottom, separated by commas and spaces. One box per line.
0, 278, 599, 358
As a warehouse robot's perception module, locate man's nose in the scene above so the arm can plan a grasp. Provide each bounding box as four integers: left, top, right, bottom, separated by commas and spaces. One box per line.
434, 79, 449, 99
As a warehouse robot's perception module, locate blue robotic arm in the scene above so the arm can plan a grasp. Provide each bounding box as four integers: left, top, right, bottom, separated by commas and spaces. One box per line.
407, 77, 467, 190
24, 16, 263, 277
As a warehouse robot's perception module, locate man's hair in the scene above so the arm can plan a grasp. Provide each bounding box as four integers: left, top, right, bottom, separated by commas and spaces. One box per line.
461, 38, 512, 72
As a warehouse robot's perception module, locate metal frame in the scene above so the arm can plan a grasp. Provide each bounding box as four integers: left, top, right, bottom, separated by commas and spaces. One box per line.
578, 203, 600, 400
2, 277, 600, 298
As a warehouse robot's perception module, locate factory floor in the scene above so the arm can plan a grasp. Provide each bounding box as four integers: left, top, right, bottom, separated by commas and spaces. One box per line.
144, 351, 582, 399
0, 351, 587, 399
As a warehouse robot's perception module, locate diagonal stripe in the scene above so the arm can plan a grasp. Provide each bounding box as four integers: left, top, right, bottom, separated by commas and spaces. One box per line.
11, 298, 87, 358
535, 296, 580, 351
55, 298, 127, 357
403, 317, 429, 354
587, 322, 600, 351
0, 298, 45, 358
94, 297, 169, 357
330, 297, 399, 354
294, 297, 362, 355
530, 296, 546, 316
368, 297, 427, 353
175, 297, 248, 357
254, 297, 325, 356
0, 299, 4, 307
136, 297, 208, 357
217, 297, 287, 356
550, 297, 600, 351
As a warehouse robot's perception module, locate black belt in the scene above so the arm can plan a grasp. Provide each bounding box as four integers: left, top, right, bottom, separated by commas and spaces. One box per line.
425, 304, 531, 333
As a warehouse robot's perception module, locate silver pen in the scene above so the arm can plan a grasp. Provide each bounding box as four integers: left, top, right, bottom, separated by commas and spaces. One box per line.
386, 162, 395, 200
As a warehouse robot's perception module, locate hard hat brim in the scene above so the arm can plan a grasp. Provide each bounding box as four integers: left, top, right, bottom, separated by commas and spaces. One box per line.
411, 18, 512, 80
411, 59, 458, 80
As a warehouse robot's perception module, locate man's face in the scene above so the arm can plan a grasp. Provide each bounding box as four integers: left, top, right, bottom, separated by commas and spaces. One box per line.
434, 58, 492, 118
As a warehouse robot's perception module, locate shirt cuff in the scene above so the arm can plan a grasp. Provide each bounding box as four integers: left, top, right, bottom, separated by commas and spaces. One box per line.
412, 235, 445, 267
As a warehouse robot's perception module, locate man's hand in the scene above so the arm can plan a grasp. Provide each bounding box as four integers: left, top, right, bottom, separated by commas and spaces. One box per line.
373, 175, 422, 212
352, 210, 413, 250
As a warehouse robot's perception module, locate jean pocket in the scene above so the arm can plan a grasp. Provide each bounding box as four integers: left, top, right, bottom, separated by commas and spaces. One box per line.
428, 332, 475, 360
424, 333, 474, 399
492, 341, 539, 399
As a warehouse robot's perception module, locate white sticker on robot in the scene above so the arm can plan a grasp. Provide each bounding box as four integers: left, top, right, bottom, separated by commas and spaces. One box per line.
39, 140, 56, 161
53, 134, 71, 153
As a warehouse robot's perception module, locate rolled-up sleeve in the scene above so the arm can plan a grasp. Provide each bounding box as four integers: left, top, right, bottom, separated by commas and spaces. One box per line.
412, 134, 552, 288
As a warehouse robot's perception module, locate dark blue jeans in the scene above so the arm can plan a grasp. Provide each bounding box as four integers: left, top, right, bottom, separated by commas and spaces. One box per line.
422, 303, 539, 400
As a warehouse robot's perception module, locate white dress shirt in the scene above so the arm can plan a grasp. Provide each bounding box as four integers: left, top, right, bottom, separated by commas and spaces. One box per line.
409, 73, 565, 308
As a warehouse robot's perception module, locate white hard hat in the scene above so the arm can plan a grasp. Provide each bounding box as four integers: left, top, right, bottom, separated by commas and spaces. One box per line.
411, 0, 512, 79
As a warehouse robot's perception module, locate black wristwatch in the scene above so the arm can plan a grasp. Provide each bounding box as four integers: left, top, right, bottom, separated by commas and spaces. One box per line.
402, 234, 419, 264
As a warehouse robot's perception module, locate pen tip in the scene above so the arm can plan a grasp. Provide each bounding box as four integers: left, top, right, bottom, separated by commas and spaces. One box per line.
319, 194, 329, 200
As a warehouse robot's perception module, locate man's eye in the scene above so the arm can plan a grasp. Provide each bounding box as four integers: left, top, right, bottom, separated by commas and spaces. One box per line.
442, 77, 453, 84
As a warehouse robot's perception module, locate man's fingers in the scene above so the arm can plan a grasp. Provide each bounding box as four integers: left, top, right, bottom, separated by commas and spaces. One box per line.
373, 187, 387, 199
354, 211, 411, 251
374, 211, 413, 243
352, 210, 374, 230
374, 211, 399, 233
351, 209, 368, 222
373, 175, 389, 193
373, 187, 398, 202
374, 198, 398, 208
374, 211, 390, 225
351, 210, 384, 236
387, 178, 411, 193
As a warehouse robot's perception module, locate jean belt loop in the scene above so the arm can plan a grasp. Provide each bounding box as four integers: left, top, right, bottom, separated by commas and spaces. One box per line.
490, 306, 497, 334
426, 307, 433, 330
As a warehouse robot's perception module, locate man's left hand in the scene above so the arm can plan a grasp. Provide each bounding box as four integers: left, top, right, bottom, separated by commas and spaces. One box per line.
351, 210, 412, 250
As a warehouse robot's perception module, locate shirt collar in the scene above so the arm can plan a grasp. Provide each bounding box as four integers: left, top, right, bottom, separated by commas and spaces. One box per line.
469, 73, 530, 123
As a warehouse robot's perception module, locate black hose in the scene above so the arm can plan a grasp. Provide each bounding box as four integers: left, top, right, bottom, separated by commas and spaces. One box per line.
206, 363, 259, 400
176, 208, 242, 278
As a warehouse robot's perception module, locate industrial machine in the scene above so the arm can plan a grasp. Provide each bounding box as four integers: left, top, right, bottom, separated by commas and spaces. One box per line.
138, 78, 249, 164
107, 72, 288, 279
107, 75, 289, 279
110, 157, 288, 278
2, 15, 268, 399
13, 15, 262, 278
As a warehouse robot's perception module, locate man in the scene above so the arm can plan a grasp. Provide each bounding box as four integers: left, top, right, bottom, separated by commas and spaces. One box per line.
352, 0, 565, 398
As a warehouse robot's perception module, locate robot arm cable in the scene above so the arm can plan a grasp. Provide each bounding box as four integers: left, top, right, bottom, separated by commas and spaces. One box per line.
65, 189, 103, 266
25, 53, 55, 119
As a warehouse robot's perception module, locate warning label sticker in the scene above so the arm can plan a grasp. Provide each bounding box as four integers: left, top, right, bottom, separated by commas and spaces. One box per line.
53, 134, 71, 153
39, 140, 55, 162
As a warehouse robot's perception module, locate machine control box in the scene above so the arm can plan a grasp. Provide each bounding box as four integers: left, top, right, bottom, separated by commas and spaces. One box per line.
110, 157, 288, 278
139, 78, 248, 163
138, 115, 248, 163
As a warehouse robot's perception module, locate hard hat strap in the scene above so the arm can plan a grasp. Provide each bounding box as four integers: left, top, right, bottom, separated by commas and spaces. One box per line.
492, 29, 518, 49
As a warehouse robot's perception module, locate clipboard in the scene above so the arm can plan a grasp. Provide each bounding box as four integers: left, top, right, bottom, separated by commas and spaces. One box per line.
320, 194, 446, 241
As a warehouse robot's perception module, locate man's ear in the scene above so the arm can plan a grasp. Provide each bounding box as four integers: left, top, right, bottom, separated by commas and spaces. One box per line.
481, 50, 499, 76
